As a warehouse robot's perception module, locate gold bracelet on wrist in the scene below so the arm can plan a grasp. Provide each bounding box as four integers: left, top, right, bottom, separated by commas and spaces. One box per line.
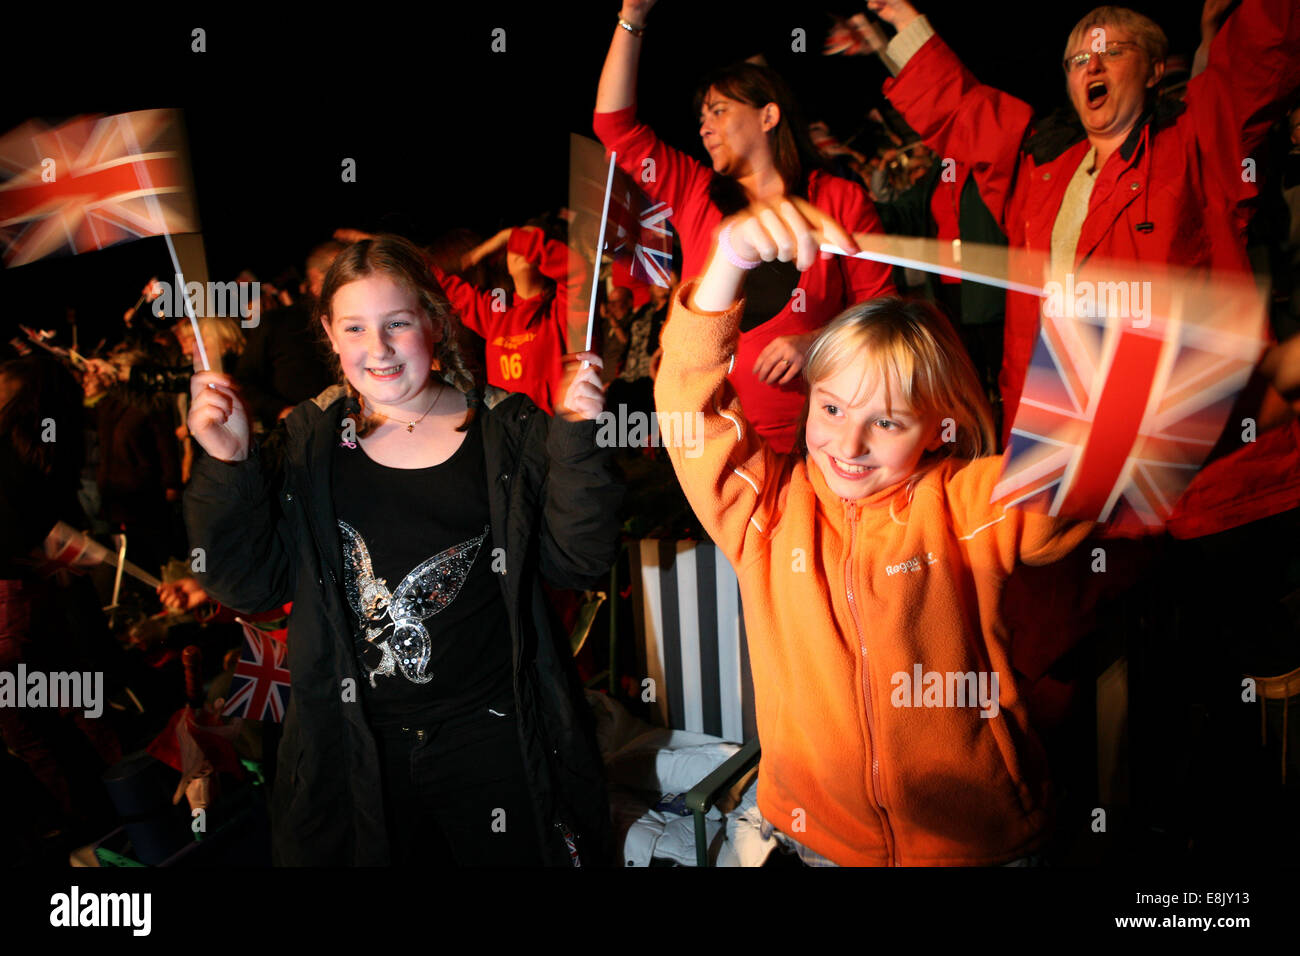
618, 16, 646, 37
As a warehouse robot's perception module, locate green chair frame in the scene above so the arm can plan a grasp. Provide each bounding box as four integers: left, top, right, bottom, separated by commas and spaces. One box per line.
684, 737, 760, 867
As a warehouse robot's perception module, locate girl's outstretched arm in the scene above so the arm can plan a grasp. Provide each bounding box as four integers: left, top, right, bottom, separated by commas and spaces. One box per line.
655, 199, 859, 566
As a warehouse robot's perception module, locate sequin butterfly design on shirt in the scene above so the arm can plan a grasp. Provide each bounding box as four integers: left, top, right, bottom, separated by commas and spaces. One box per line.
338, 521, 489, 687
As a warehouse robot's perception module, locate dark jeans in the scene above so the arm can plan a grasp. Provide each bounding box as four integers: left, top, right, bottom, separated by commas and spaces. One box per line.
372, 703, 542, 866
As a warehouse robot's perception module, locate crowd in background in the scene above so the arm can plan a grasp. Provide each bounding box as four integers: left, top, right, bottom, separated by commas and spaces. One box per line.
2, 0, 1300, 866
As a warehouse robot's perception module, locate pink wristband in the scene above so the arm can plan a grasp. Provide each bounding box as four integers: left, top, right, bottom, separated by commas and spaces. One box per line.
718, 222, 760, 270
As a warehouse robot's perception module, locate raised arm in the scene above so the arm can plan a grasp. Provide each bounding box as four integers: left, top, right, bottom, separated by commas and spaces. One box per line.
595, 0, 657, 114
874, 3, 1034, 232
507, 226, 589, 308
655, 198, 858, 566
430, 234, 508, 339
532, 353, 624, 589
183, 371, 294, 614
1186, 0, 1300, 212
1190, 0, 1235, 78
592, 0, 713, 216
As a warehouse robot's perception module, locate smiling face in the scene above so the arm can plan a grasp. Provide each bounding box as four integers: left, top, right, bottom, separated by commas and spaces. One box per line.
1065, 25, 1163, 142
321, 273, 440, 417
698, 87, 777, 178
805, 356, 943, 502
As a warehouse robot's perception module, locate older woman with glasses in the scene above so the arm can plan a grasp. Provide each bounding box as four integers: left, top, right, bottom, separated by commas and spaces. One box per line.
866, 0, 1300, 543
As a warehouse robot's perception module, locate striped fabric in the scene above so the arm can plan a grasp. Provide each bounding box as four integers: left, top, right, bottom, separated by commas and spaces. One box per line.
628, 540, 757, 743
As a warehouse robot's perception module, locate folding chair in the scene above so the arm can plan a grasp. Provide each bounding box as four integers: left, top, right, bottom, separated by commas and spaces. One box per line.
628, 539, 760, 865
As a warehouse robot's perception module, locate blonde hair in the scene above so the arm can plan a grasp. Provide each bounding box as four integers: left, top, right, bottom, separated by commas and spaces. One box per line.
173, 316, 245, 361
1064, 6, 1168, 64
801, 297, 995, 466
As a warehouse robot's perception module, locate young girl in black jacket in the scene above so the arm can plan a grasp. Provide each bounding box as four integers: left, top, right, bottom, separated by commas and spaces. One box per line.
184, 235, 621, 866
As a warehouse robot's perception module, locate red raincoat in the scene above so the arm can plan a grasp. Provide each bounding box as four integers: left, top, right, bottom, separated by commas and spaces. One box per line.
883, 0, 1300, 537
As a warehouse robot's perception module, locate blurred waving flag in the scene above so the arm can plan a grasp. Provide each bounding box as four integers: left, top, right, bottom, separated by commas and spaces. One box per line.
824, 13, 880, 56
819, 238, 1273, 533
567, 133, 678, 351
569, 135, 675, 287
991, 264, 1268, 534
221, 620, 291, 723
0, 108, 198, 268
38, 521, 161, 587
612, 196, 674, 288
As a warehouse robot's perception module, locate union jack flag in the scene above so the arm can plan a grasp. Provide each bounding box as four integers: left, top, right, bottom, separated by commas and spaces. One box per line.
0, 109, 197, 268
823, 14, 884, 56
607, 191, 674, 289
992, 266, 1267, 535
569, 135, 675, 288
221, 621, 291, 722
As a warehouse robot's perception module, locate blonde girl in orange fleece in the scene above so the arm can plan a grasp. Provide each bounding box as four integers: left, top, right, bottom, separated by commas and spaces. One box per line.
658, 198, 1300, 866
655, 199, 1118, 866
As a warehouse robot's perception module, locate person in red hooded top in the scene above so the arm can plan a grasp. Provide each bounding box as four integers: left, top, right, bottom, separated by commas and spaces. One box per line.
866, 0, 1300, 540
594, 0, 896, 453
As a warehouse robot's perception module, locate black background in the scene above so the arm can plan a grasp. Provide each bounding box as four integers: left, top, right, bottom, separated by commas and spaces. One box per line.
1, 1, 1200, 352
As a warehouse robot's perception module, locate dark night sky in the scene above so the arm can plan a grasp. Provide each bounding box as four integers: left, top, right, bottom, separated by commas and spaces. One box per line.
1, 2, 1201, 351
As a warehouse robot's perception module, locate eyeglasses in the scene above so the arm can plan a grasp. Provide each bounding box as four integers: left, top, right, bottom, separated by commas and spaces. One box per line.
1063, 41, 1141, 73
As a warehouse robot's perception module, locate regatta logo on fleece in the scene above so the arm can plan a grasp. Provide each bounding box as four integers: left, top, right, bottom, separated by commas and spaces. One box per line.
884, 551, 938, 576
891, 665, 1000, 718
492, 331, 537, 350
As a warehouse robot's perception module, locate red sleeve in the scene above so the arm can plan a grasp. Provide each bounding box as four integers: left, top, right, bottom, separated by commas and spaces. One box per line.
1185, 0, 1300, 227
611, 260, 653, 308
592, 105, 714, 219
882, 34, 1034, 233
507, 228, 587, 297
824, 174, 896, 303
429, 262, 498, 338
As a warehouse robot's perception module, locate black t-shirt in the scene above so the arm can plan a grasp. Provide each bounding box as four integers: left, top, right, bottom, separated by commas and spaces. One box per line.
331, 416, 513, 728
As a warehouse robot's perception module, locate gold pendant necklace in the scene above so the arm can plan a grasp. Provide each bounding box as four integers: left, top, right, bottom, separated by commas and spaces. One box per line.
374, 384, 443, 433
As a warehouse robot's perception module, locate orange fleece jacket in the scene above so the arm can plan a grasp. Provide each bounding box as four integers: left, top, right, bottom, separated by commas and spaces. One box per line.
654, 282, 1097, 866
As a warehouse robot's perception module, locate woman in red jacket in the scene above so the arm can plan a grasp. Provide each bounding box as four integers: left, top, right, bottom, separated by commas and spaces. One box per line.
866, 0, 1300, 539
595, 0, 895, 453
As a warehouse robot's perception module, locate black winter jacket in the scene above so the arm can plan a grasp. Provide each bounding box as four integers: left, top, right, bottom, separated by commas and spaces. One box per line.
184, 382, 622, 865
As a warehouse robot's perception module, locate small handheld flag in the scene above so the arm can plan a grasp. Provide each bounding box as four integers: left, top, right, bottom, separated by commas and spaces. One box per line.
817, 236, 1269, 530
221, 619, 291, 722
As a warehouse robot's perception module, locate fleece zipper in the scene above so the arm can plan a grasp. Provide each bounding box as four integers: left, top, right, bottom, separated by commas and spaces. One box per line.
843, 499, 900, 865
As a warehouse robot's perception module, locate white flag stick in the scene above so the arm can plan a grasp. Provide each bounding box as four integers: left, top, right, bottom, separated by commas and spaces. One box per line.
583, 152, 619, 368
43, 522, 162, 588
818, 233, 1049, 297
110, 555, 163, 590
117, 115, 211, 372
